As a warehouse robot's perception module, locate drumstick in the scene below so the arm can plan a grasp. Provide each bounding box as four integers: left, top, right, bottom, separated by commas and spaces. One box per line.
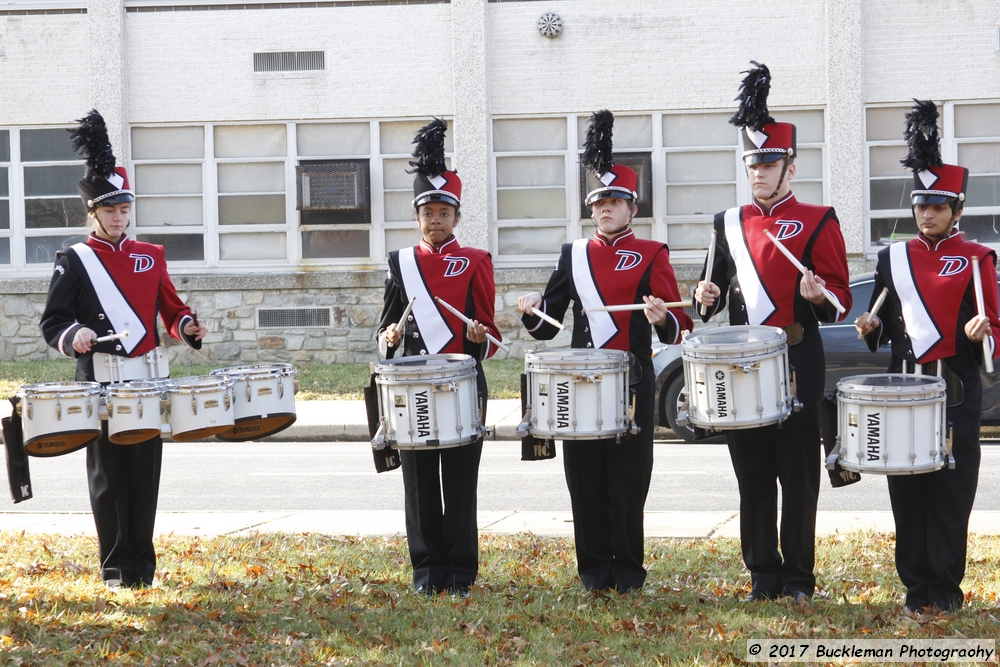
857, 287, 889, 340
585, 301, 693, 313
972, 256, 994, 373
763, 230, 846, 315
434, 296, 510, 353
396, 296, 416, 331
701, 229, 717, 317
525, 305, 566, 331
94, 331, 129, 343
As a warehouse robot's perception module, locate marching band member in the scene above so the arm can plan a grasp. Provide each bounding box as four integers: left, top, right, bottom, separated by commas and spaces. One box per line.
855, 100, 1000, 613
375, 119, 500, 598
693, 63, 851, 603
39, 110, 207, 589
518, 111, 692, 593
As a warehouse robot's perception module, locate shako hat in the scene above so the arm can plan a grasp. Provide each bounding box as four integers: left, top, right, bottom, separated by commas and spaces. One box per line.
901, 99, 968, 205
409, 118, 461, 208
69, 109, 134, 208
582, 110, 638, 206
729, 62, 796, 165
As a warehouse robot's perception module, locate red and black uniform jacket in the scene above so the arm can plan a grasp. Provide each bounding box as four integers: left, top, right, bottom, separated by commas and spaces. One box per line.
40, 234, 200, 377
701, 193, 852, 327
521, 229, 693, 356
379, 236, 500, 360
863, 231, 1000, 366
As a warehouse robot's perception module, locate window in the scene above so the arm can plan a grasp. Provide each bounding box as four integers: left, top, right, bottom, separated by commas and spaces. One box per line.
131, 126, 206, 262
866, 102, 1000, 251
381, 120, 452, 256
0, 131, 9, 265
493, 117, 569, 258
296, 122, 372, 260
21, 128, 87, 265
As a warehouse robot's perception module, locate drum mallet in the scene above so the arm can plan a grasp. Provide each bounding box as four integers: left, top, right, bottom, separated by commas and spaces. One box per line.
525, 305, 565, 331
434, 297, 511, 353
856, 287, 889, 340
764, 230, 846, 315
700, 228, 717, 317
94, 331, 129, 344
585, 301, 692, 313
972, 256, 994, 373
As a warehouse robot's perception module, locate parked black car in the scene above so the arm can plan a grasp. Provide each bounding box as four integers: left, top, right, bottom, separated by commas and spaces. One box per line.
654, 273, 1000, 441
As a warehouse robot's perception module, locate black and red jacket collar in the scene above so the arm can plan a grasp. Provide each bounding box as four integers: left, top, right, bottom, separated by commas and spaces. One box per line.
418, 235, 460, 255
592, 228, 635, 247
86, 233, 130, 252
750, 191, 796, 217
915, 229, 963, 252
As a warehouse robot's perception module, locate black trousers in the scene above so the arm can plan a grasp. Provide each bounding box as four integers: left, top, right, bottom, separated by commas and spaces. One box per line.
887, 355, 982, 611
563, 362, 655, 592
86, 424, 163, 587
726, 325, 824, 598
399, 372, 487, 592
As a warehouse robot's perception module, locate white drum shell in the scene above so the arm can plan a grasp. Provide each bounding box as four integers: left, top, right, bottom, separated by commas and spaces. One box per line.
106, 381, 166, 444
210, 364, 297, 439
524, 348, 629, 441
165, 376, 235, 441
17, 382, 102, 455
682, 325, 792, 430
837, 374, 947, 475
375, 354, 482, 449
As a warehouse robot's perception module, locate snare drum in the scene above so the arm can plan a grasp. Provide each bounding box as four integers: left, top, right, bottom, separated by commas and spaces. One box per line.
374, 354, 483, 449
16, 382, 102, 456
106, 380, 167, 445
681, 325, 793, 430
210, 364, 297, 441
165, 376, 234, 441
836, 374, 947, 475
523, 348, 630, 441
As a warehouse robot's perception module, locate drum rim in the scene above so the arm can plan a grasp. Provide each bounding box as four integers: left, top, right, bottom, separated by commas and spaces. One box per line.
682, 325, 786, 351
106, 380, 168, 396
525, 348, 628, 359
374, 353, 476, 374
837, 373, 947, 395
17, 381, 103, 398
210, 363, 297, 379
167, 375, 234, 392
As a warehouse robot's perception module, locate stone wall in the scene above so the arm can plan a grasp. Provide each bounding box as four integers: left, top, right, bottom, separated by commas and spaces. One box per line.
0, 265, 709, 364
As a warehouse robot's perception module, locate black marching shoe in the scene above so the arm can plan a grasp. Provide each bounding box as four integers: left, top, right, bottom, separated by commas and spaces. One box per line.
789, 591, 811, 605
448, 584, 471, 599
742, 590, 776, 603
416, 584, 438, 597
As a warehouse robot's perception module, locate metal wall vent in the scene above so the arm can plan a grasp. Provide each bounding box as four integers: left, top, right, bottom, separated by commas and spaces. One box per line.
257, 308, 331, 329
253, 51, 325, 73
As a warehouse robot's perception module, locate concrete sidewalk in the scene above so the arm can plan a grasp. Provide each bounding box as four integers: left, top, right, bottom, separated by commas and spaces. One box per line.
4, 510, 1000, 538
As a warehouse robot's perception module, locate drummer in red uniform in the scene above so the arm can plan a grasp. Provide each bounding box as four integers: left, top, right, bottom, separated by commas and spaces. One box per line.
375, 118, 501, 598
518, 111, 693, 593
39, 110, 207, 589
855, 100, 1000, 613
693, 63, 852, 603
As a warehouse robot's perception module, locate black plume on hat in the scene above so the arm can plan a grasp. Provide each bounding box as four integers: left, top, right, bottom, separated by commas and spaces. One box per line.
900, 99, 943, 172
729, 61, 775, 131
581, 109, 615, 176
69, 109, 117, 183
408, 117, 448, 178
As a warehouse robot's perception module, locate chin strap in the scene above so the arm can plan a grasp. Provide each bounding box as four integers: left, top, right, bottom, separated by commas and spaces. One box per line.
771, 158, 791, 200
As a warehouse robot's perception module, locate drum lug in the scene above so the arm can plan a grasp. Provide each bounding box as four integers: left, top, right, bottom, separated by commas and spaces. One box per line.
792, 398, 802, 413
571, 374, 601, 383
87, 400, 93, 419
225, 394, 231, 410
729, 362, 759, 374
246, 383, 252, 403
676, 409, 690, 428
371, 423, 387, 449
192, 396, 198, 415
107, 402, 114, 418
138, 400, 144, 420
432, 382, 458, 392
278, 380, 284, 399
25, 402, 31, 421
56, 399, 62, 421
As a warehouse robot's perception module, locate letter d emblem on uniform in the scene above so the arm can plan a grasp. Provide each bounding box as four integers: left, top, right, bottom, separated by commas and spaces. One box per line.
773, 220, 804, 240
130, 253, 155, 273
939, 256, 969, 277
443, 256, 470, 277
615, 250, 642, 271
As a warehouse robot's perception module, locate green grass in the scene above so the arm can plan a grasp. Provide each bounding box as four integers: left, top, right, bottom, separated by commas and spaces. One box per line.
0, 359, 524, 401
0, 532, 998, 665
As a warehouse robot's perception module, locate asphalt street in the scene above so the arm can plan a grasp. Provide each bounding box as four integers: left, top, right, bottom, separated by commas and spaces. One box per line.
7, 440, 1000, 514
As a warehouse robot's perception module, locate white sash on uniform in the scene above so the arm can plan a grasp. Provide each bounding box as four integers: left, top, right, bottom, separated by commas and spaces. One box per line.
571, 238, 618, 349
724, 207, 776, 325
889, 242, 941, 360
398, 247, 453, 355
71, 243, 145, 355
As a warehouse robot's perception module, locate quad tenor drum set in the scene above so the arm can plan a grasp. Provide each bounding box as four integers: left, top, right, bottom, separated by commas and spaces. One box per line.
15, 359, 299, 457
